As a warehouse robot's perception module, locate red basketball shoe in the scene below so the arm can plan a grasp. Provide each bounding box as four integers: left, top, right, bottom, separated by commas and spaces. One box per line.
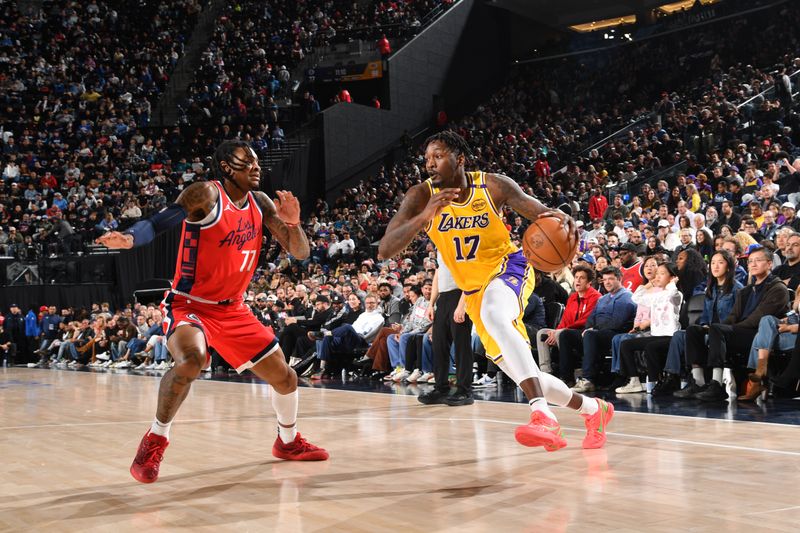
272, 433, 329, 461
130, 430, 169, 483
515, 411, 567, 452
582, 398, 614, 449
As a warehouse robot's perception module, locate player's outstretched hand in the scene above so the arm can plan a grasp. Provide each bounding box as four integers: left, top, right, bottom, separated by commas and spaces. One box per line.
95, 231, 134, 249
538, 209, 578, 242
274, 190, 301, 226
422, 188, 460, 221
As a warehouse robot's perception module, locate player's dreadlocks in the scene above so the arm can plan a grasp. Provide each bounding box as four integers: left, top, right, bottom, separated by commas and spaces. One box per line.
424, 130, 473, 160
211, 139, 254, 182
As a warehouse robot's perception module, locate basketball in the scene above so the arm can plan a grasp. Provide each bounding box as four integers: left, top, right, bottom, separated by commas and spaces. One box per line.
522, 216, 579, 273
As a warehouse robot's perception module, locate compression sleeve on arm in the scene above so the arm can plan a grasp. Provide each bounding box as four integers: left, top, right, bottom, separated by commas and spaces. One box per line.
124, 203, 188, 248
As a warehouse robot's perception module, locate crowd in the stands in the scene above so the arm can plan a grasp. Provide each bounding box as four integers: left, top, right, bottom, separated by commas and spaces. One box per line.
3, 0, 800, 401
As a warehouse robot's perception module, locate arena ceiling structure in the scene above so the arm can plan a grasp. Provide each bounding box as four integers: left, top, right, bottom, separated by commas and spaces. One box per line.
487, 0, 710, 26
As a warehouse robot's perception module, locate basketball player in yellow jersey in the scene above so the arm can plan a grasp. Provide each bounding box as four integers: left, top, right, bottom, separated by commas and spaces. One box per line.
379, 131, 613, 451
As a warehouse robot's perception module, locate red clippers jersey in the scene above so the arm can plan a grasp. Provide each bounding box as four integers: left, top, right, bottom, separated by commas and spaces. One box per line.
621, 259, 644, 292
171, 181, 263, 302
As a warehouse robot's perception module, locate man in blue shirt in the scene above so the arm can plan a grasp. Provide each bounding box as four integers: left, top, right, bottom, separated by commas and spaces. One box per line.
557, 266, 637, 391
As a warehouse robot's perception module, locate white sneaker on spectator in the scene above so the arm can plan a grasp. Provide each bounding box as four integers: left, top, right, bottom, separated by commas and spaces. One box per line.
427, 374, 437, 384
383, 367, 402, 381
135, 362, 147, 370
116, 360, 132, 369
102, 360, 113, 368
407, 369, 422, 383
473, 374, 497, 388
616, 377, 644, 394
393, 369, 410, 382
571, 378, 595, 393
418, 372, 434, 383
169, 361, 175, 368
288, 356, 300, 367
95, 352, 109, 361
145, 363, 156, 370
154, 361, 168, 370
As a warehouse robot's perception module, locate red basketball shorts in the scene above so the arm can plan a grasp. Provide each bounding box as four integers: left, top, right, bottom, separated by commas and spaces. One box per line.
160, 293, 278, 373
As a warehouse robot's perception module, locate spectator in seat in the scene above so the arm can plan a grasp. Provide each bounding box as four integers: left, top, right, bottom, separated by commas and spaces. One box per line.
618, 242, 644, 291
386, 284, 432, 381
616, 262, 683, 395
773, 232, 800, 291
279, 295, 333, 362
739, 286, 800, 401
560, 266, 637, 392
684, 247, 790, 402
535, 265, 600, 375
609, 256, 662, 387
314, 295, 384, 376
670, 250, 742, 397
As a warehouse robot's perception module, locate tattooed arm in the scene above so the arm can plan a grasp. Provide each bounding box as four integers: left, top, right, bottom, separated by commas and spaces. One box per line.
96, 181, 217, 249
486, 173, 578, 239
255, 190, 310, 259
378, 184, 459, 260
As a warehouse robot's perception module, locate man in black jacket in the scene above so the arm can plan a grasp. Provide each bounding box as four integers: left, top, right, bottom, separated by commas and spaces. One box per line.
3, 304, 25, 362
0, 318, 17, 366
292, 294, 361, 361
279, 295, 333, 362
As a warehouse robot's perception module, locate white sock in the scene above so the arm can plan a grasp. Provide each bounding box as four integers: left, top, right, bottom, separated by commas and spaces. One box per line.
691, 367, 705, 386
578, 395, 599, 416
271, 387, 298, 444
528, 397, 557, 421
712, 368, 723, 384
150, 418, 171, 439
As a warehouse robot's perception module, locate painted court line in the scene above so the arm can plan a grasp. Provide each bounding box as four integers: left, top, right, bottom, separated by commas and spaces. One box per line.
4, 412, 799, 458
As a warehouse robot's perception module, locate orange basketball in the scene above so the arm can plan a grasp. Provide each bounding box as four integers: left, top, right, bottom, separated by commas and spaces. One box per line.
522, 216, 579, 273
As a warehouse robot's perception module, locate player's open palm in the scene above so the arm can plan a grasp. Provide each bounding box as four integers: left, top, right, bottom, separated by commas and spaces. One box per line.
274, 190, 301, 225
96, 231, 133, 249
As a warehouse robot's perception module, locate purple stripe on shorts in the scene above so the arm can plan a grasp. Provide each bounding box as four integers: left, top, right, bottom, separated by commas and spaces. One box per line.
496, 251, 528, 298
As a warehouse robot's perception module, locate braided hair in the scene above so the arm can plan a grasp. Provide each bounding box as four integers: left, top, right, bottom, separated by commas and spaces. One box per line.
211, 139, 254, 181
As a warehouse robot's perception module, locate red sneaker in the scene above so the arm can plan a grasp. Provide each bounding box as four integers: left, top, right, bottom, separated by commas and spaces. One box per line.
272, 432, 329, 461
514, 411, 566, 452
582, 398, 614, 449
130, 430, 169, 483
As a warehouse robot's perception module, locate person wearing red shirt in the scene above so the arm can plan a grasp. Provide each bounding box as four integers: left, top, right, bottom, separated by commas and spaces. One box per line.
40, 172, 57, 190
535, 265, 601, 373
533, 153, 551, 178
377, 34, 391, 58
338, 88, 352, 103
588, 188, 608, 221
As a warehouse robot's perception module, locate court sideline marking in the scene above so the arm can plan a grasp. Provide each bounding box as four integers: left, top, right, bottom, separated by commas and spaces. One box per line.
3, 412, 799, 458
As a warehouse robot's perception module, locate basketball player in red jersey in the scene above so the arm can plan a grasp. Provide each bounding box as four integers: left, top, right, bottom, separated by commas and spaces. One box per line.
97, 140, 328, 483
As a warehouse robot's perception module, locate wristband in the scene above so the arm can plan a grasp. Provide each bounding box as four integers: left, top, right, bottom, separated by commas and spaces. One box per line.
285, 221, 300, 228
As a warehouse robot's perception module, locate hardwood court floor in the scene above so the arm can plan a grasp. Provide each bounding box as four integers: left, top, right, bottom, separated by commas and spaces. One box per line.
1, 368, 798, 533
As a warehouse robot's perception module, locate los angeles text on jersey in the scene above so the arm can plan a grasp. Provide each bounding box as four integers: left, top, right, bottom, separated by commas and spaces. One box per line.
436, 212, 490, 232
218, 219, 258, 250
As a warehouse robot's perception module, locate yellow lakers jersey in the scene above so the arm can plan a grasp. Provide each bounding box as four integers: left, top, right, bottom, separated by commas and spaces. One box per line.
425, 171, 518, 292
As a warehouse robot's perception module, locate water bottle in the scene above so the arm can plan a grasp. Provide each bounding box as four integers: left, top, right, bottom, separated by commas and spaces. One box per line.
341, 368, 347, 381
